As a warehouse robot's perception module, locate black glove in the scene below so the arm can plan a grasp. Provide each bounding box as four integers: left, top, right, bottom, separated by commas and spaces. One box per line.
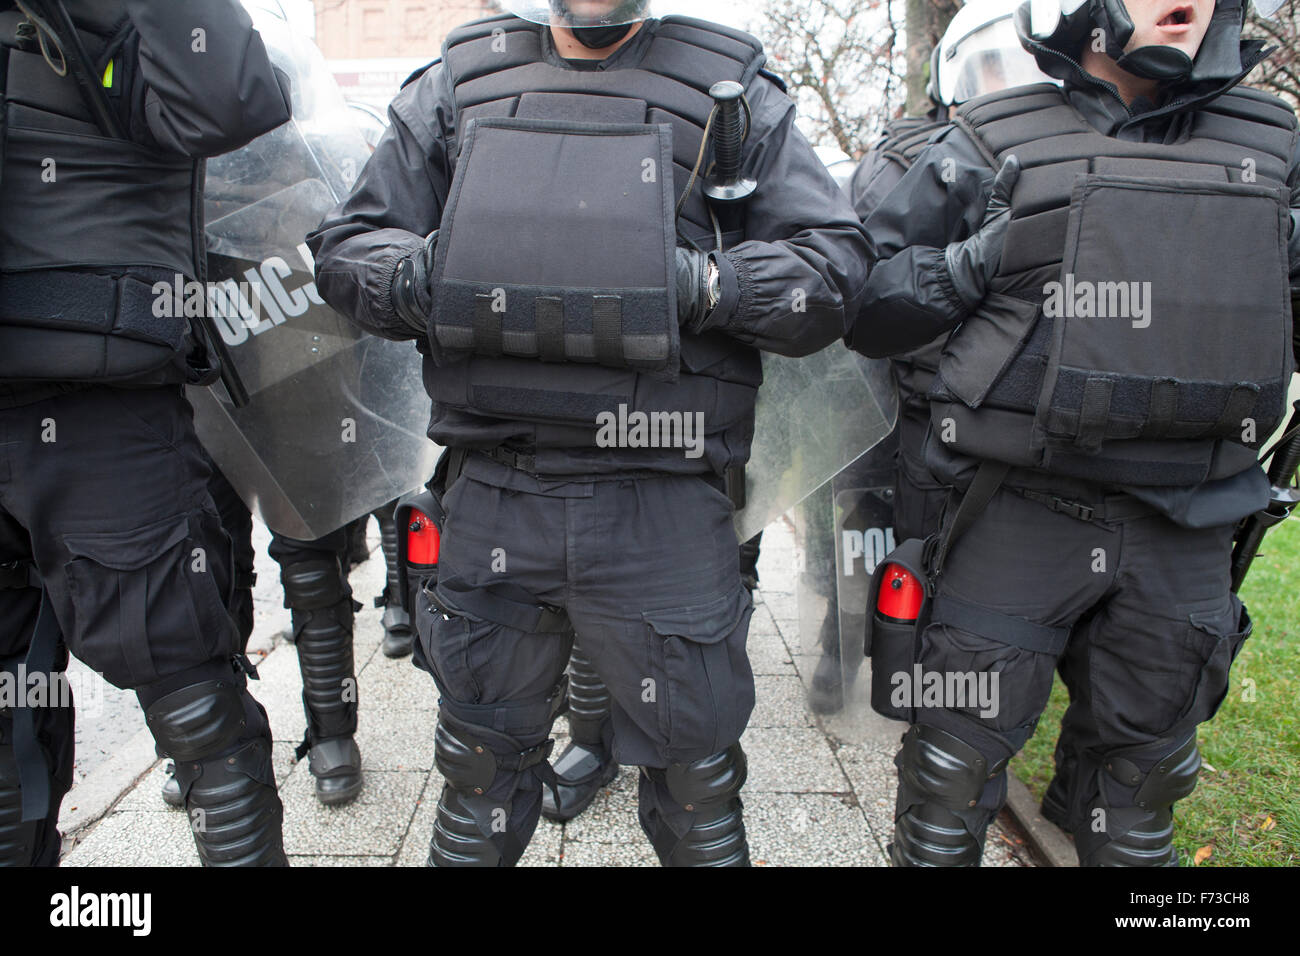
675, 246, 711, 333
391, 230, 437, 335
943, 156, 1020, 311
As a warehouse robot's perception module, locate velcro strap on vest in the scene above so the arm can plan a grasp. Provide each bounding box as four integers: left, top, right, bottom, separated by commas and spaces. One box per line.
931, 594, 1070, 656
0, 271, 185, 350
535, 297, 565, 363
473, 294, 504, 357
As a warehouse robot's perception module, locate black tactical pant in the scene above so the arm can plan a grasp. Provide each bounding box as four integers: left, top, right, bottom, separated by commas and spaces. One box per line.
891, 471, 1248, 867
204, 461, 256, 649
414, 456, 754, 866
0, 385, 283, 866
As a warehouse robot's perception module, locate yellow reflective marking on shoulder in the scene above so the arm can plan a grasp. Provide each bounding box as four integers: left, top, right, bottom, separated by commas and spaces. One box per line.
102, 59, 114, 87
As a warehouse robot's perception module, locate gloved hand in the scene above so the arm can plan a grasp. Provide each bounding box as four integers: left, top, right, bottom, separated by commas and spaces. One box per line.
675, 246, 712, 333
391, 230, 438, 336
943, 156, 1020, 311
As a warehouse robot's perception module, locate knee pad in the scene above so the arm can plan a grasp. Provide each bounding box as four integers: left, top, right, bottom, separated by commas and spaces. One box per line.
640, 743, 749, 867
1076, 734, 1199, 867
898, 723, 1003, 811
892, 724, 1006, 867
281, 559, 354, 629
429, 696, 562, 868
146, 680, 285, 867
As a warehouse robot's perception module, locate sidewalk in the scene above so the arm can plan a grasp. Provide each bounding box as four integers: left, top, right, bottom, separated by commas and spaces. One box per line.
57, 519, 1037, 867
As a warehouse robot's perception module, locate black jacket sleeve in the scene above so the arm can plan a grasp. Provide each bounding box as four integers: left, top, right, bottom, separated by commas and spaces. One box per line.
124, 0, 291, 157
307, 61, 452, 342
847, 125, 997, 359
702, 77, 874, 357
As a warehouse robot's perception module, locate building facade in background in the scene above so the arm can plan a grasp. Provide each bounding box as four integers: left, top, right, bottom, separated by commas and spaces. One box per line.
313, 0, 498, 109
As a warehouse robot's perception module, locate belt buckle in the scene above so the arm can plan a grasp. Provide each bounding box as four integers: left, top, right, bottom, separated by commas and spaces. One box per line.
1049, 496, 1094, 522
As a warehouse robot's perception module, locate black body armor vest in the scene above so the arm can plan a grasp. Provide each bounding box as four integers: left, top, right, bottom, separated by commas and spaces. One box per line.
421, 14, 768, 450
0, 2, 203, 385
932, 83, 1297, 486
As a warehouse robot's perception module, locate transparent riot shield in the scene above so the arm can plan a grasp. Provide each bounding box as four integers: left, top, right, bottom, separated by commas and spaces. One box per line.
735, 348, 897, 542
829, 431, 901, 714
787, 427, 898, 711
188, 2, 437, 539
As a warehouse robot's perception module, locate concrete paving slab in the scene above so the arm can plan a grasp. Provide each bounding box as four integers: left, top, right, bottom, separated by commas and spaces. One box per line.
355, 705, 437, 772
63, 810, 199, 867
746, 791, 885, 867
281, 768, 424, 857
741, 727, 850, 793
288, 855, 394, 866
750, 674, 816, 729
357, 650, 438, 714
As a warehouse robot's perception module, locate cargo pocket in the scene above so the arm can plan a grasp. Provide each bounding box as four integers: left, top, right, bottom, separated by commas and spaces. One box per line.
643, 588, 754, 763
1180, 599, 1252, 728
412, 582, 482, 703
63, 510, 232, 689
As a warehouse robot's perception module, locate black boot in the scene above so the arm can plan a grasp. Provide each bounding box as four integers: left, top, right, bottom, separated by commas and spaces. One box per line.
282, 559, 363, 806
542, 643, 617, 822
373, 505, 413, 658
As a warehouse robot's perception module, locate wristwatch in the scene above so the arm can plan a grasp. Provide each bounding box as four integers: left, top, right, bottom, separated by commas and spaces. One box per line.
706, 258, 721, 312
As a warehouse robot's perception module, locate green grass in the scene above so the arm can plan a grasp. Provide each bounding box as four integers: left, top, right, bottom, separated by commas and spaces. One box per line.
1010, 517, 1300, 866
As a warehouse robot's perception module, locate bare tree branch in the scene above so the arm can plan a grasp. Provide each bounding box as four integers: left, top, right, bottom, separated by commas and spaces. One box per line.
750, 0, 957, 157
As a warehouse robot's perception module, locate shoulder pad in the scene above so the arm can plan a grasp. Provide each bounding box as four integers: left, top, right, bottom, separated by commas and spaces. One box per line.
955, 81, 1062, 119
658, 15, 764, 56
402, 59, 440, 89
1212, 85, 1300, 133
441, 12, 519, 52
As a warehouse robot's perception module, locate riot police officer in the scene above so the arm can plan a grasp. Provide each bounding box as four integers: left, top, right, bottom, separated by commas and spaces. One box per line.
310, 0, 871, 866
851, 0, 1300, 866
851, 0, 1048, 546
0, 0, 293, 866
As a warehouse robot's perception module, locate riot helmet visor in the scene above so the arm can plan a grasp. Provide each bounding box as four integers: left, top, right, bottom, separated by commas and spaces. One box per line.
940, 15, 1047, 104
505, 1, 652, 26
